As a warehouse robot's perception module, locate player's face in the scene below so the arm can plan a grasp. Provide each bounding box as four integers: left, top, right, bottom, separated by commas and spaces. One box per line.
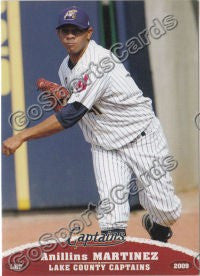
57, 25, 93, 56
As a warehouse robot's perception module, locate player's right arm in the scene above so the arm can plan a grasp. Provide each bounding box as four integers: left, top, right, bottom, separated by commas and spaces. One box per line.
2, 100, 88, 156
2, 114, 63, 156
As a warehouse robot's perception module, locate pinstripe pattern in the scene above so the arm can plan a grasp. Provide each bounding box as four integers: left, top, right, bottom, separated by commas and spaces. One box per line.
58, 40, 181, 230
120, 117, 182, 227
91, 117, 181, 229
92, 145, 132, 230
59, 40, 154, 150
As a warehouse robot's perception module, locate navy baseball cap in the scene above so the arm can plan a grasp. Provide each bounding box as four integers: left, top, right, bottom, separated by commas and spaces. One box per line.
56, 6, 90, 30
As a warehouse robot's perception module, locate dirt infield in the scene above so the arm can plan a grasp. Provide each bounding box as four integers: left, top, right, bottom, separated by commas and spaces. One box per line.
2, 189, 199, 252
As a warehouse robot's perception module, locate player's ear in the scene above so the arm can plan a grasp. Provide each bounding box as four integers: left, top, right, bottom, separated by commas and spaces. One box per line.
87, 27, 93, 40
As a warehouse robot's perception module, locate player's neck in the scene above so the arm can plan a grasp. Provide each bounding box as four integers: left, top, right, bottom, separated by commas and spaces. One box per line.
69, 41, 89, 66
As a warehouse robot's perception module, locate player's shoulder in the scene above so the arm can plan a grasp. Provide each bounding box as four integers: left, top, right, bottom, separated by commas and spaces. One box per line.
89, 40, 109, 54
58, 55, 70, 73
89, 40, 124, 70
87, 40, 111, 61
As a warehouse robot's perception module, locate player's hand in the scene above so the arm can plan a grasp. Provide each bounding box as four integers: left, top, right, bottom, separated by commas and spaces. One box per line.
2, 134, 24, 156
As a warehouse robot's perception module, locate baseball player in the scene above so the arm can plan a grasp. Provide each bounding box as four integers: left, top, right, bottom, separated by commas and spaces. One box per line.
3, 6, 181, 242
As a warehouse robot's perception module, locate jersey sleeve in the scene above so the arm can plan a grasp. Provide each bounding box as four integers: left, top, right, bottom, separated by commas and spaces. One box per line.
67, 72, 108, 110
55, 101, 88, 129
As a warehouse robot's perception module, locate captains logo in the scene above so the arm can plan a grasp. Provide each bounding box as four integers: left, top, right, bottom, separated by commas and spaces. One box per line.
64, 9, 78, 20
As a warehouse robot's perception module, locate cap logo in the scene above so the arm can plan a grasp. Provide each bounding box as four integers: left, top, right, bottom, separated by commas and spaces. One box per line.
64, 9, 78, 20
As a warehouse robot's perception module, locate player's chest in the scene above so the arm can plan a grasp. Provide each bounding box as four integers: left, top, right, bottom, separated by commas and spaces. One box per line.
64, 66, 89, 93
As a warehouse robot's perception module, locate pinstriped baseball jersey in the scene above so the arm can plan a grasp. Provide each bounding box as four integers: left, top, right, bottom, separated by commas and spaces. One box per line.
57, 38, 181, 232
58, 40, 155, 150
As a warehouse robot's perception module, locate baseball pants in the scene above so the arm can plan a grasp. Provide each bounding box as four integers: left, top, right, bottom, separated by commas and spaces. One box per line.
91, 117, 182, 230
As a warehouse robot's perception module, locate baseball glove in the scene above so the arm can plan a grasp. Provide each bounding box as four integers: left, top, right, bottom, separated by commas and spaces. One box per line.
36, 78, 71, 112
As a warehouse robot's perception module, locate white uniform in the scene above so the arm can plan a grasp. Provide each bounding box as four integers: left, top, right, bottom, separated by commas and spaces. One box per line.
59, 40, 181, 230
